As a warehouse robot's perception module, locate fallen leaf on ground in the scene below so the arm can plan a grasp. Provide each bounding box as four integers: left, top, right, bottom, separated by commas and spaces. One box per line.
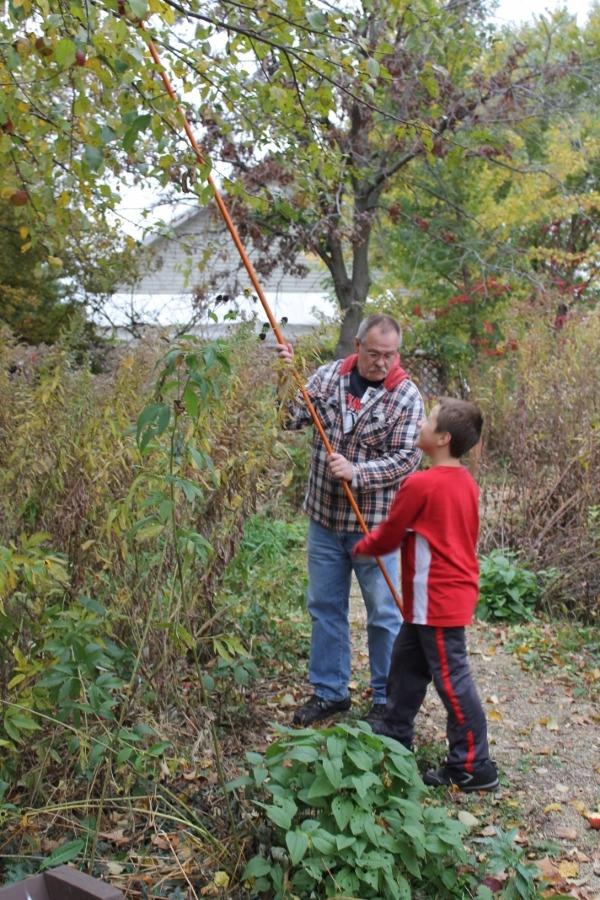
99, 829, 130, 846
213, 872, 230, 888
458, 810, 479, 828
544, 802, 563, 813
105, 862, 125, 876
535, 856, 560, 880
571, 800, 588, 813
482, 874, 507, 891
558, 860, 579, 879
540, 716, 560, 731
151, 833, 178, 850
278, 694, 295, 707
555, 827, 578, 840
570, 850, 590, 863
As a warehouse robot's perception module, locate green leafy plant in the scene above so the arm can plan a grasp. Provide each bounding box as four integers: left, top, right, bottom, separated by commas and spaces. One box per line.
230, 722, 469, 898
219, 514, 309, 671
477, 550, 541, 622
476, 828, 543, 899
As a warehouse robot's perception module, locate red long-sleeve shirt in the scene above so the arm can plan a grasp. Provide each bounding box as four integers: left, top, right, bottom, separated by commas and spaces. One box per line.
354, 466, 480, 626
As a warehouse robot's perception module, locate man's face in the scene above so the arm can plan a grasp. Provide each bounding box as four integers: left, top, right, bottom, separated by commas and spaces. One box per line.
355, 326, 400, 380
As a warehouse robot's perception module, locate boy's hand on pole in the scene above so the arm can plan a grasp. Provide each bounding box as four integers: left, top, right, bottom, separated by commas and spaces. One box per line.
328, 452, 354, 482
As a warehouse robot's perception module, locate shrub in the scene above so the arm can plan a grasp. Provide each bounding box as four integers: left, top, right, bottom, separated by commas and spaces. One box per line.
477, 550, 541, 622
231, 723, 468, 898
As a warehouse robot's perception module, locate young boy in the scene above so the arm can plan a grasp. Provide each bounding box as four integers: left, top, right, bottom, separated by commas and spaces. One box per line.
353, 397, 499, 792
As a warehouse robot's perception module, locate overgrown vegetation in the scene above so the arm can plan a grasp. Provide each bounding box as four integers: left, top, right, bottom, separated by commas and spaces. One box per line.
0, 324, 290, 880
477, 306, 600, 622
2, 312, 598, 896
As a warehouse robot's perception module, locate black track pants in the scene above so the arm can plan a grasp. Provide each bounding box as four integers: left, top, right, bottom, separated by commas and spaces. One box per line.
382, 622, 490, 771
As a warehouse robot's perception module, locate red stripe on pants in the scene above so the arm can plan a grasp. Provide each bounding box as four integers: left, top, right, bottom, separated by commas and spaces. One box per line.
434, 628, 476, 772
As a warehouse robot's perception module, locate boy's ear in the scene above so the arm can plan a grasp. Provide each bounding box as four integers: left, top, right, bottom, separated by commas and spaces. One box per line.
436, 429, 452, 447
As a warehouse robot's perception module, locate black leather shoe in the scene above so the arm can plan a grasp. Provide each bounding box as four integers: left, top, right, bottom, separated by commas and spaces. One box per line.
362, 702, 387, 726
292, 694, 351, 726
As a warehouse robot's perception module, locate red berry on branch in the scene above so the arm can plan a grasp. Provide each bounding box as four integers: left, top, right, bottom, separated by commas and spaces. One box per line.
10, 189, 29, 206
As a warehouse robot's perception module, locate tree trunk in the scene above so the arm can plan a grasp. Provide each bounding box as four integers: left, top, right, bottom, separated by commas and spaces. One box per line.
333, 192, 377, 357
336, 302, 364, 357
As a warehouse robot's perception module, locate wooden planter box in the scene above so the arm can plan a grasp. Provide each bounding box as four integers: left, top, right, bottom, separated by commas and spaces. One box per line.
0, 866, 123, 900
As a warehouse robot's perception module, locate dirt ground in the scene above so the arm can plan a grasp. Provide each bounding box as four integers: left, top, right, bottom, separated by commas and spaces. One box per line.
255, 580, 600, 899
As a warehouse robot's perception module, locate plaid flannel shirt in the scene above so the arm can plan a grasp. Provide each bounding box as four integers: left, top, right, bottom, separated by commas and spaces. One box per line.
286, 357, 424, 532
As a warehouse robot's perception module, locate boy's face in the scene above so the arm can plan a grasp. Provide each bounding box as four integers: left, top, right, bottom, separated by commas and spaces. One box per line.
417, 404, 449, 453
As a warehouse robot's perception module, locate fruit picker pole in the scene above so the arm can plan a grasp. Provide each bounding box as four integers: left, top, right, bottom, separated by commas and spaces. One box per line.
141, 28, 403, 613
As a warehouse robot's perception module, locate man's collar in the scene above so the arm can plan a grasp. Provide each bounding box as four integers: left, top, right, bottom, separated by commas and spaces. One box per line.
339, 353, 408, 390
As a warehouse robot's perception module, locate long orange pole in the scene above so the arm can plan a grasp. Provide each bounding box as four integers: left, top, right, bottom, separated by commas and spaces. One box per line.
142, 29, 402, 613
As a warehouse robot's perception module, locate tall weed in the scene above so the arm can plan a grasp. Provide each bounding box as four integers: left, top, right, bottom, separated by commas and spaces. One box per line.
0, 325, 286, 808
475, 307, 600, 620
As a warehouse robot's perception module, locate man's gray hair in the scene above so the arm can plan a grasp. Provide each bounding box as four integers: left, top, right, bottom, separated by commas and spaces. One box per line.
356, 314, 402, 345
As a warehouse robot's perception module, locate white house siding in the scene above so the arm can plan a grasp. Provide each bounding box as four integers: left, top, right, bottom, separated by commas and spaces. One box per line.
108, 206, 337, 330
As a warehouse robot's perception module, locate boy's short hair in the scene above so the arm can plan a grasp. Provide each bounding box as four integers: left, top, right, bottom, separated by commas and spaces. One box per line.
436, 397, 483, 458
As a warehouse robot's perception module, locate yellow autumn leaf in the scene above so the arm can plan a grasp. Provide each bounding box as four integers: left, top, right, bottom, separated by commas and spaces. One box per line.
544, 803, 562, 813
558, 860, 579, 879
570, 799, 587, 813
213, 871, 229, 889
488, 709, 503, 721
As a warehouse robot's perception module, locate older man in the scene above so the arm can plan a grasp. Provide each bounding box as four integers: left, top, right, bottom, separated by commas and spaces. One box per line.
277, 314, 424, 726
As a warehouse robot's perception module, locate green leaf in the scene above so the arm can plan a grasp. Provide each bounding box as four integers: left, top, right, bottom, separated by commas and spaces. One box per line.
128, 0, 148, 18
10, 713, 40, 732
134, 522, 164, 542
146, 740, 171, 757
264, 798, 296, 830
366, 57, 380, 78
136, 402, 171, 450
40, 838, 86, 870
332, 795, 354, 831
285, 830, 308, 865
336, 833, 356, 850
326, 734, 346, 757
287, 745, 319, 763
306, 773, 338, 799
322, 756, 342, 789
54, 38, 76, 68
123, 114, 152, 153
242, 856, 272, 879
350, 770, 381, 798
346, 746, 373, 771
83, 145, 103, 171
310, 829, 336, 855
307, 10, 327, 29
183, 383, 199, 419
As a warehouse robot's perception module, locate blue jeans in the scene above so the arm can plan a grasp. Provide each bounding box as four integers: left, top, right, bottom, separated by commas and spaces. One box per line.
306, 519, 401, 704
